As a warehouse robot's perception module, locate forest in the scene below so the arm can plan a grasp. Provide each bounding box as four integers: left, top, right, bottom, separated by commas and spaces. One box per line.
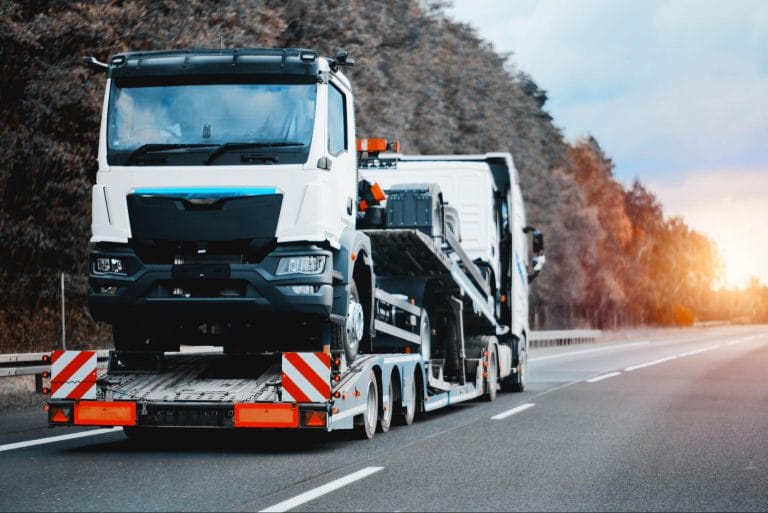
1, 0, 765, 352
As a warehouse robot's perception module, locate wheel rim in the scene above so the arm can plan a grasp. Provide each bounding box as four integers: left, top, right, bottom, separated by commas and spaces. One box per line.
382, 380, 393, 427
346, 293, 364, 356
365, 381, 377, 430
489, 354, 497, 396
420, 310, 431, 360
405, 374, 416, 420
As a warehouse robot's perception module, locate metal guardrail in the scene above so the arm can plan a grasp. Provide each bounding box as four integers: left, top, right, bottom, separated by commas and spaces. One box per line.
529, 329, 602, 348
1, 331, 602, 383
0, 350, 110, 378
0, 350, 110, 393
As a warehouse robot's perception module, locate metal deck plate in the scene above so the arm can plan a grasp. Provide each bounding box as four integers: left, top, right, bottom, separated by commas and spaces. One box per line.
363, 229, 454, 277
99, 354, 282, 403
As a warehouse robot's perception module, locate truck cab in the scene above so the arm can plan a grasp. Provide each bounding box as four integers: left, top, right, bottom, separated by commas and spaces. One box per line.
359, 151, 544, 389
87, 49, 372, 358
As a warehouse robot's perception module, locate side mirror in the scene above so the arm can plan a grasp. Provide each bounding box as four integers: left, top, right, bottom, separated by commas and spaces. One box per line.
330, 51, 354, 71
523, 226, 545, 283
82, 56, 108, 73
335, 51, 354, 67
532, 232, 544, 254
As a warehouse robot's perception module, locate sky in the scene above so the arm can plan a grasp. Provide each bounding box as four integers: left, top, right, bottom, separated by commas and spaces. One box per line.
445, 0, 768, 288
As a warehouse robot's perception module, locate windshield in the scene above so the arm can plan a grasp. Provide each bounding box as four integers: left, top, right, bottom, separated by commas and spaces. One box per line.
107, 81, 317, 165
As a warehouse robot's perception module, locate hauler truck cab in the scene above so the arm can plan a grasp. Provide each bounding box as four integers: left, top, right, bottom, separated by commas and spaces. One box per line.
44, 49, 544, 439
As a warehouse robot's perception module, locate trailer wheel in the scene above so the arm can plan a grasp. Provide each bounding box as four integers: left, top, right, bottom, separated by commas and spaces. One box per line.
485, 348, 498, 402
443, 318, 461, 379
379, 374, 394, 433
502, 336, 527, 392
355, 370, 378, 439
332, 281, 364, 364
419, 309, 431, 360
398, 369, 418, 426
514, 337, 528, 392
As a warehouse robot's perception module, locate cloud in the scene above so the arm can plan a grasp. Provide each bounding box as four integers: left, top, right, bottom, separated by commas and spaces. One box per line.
446, 0, 768, 183
648, 168, 768, 287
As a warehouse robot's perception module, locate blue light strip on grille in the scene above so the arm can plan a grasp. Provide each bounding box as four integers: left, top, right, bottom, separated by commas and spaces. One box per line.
131, 187, 279, 199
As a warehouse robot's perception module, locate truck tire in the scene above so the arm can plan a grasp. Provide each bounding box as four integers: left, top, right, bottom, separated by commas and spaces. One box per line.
419, 308, 431, 360
443, 318, 461, 379
398, 368, 419, 426
484, 348, 498, 402
379, 374, 394, 433
355, 370, 379, 439
332, 281, 365, 364
502, 336, 527, 392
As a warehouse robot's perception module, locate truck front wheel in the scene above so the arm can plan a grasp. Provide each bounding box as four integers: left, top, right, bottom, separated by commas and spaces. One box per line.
332, 281, 365, 363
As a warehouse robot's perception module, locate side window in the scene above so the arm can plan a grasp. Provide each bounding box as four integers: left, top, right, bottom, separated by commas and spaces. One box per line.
328, 84, 347, 156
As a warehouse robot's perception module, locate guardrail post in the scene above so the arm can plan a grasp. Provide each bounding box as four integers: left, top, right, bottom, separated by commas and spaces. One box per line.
35, 372, 43, 393
61, 272, 67, 351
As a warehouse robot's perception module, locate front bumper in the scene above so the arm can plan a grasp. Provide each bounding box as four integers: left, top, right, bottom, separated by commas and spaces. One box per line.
88, 243, 334, 323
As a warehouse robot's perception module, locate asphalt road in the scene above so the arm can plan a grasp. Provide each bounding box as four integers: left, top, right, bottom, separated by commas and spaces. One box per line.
1, 325, 766, 512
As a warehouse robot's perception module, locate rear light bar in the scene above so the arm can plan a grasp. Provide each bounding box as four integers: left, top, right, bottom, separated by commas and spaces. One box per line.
234, 403, 298, 428
74, 401, 136, 426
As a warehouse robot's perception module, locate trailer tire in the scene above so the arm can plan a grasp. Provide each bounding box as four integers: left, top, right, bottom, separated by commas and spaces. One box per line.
443, 318, 461, 379
332, 281, 365, 364
355, 370, 378, 439
485, 348, 498, 402
379, 374, 394, 433
398, 368, 419, 426
502, 336, 527, 393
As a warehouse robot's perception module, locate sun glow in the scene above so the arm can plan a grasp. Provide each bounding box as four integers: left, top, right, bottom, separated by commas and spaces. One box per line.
651, 169, 768, 292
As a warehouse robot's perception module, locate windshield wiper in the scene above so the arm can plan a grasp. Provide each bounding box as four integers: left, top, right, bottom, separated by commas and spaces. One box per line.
125, 144, 217, 164
204, 142, 305, 165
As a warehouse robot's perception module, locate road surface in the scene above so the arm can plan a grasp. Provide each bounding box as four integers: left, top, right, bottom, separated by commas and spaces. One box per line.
1, 325, 766, 512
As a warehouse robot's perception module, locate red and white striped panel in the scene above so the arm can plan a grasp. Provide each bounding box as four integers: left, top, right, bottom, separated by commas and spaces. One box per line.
50, 350, 97, 400
281, 352, 331, 403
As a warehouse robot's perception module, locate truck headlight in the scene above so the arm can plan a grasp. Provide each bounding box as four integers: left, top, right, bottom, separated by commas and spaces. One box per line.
95, 257, 125, 274
276, 255, 326, 275
96, 257, 111, 273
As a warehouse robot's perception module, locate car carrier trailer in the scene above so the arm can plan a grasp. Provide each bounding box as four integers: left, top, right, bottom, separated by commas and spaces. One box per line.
44, 48, 544, 440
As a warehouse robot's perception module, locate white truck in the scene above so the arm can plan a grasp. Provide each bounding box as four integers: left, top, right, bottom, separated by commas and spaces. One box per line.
45, 48, 544, 439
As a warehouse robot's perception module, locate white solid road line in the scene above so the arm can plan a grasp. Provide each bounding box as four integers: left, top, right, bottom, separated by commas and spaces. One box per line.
529, 341, 649, 362
727, 335, 761, 346
491, 402, 536, 420
624, 355, 678, 372
260, 466, 384, 513
0, 427, 121, 453
586, 371, 622, 383
677, 345, 720, 357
